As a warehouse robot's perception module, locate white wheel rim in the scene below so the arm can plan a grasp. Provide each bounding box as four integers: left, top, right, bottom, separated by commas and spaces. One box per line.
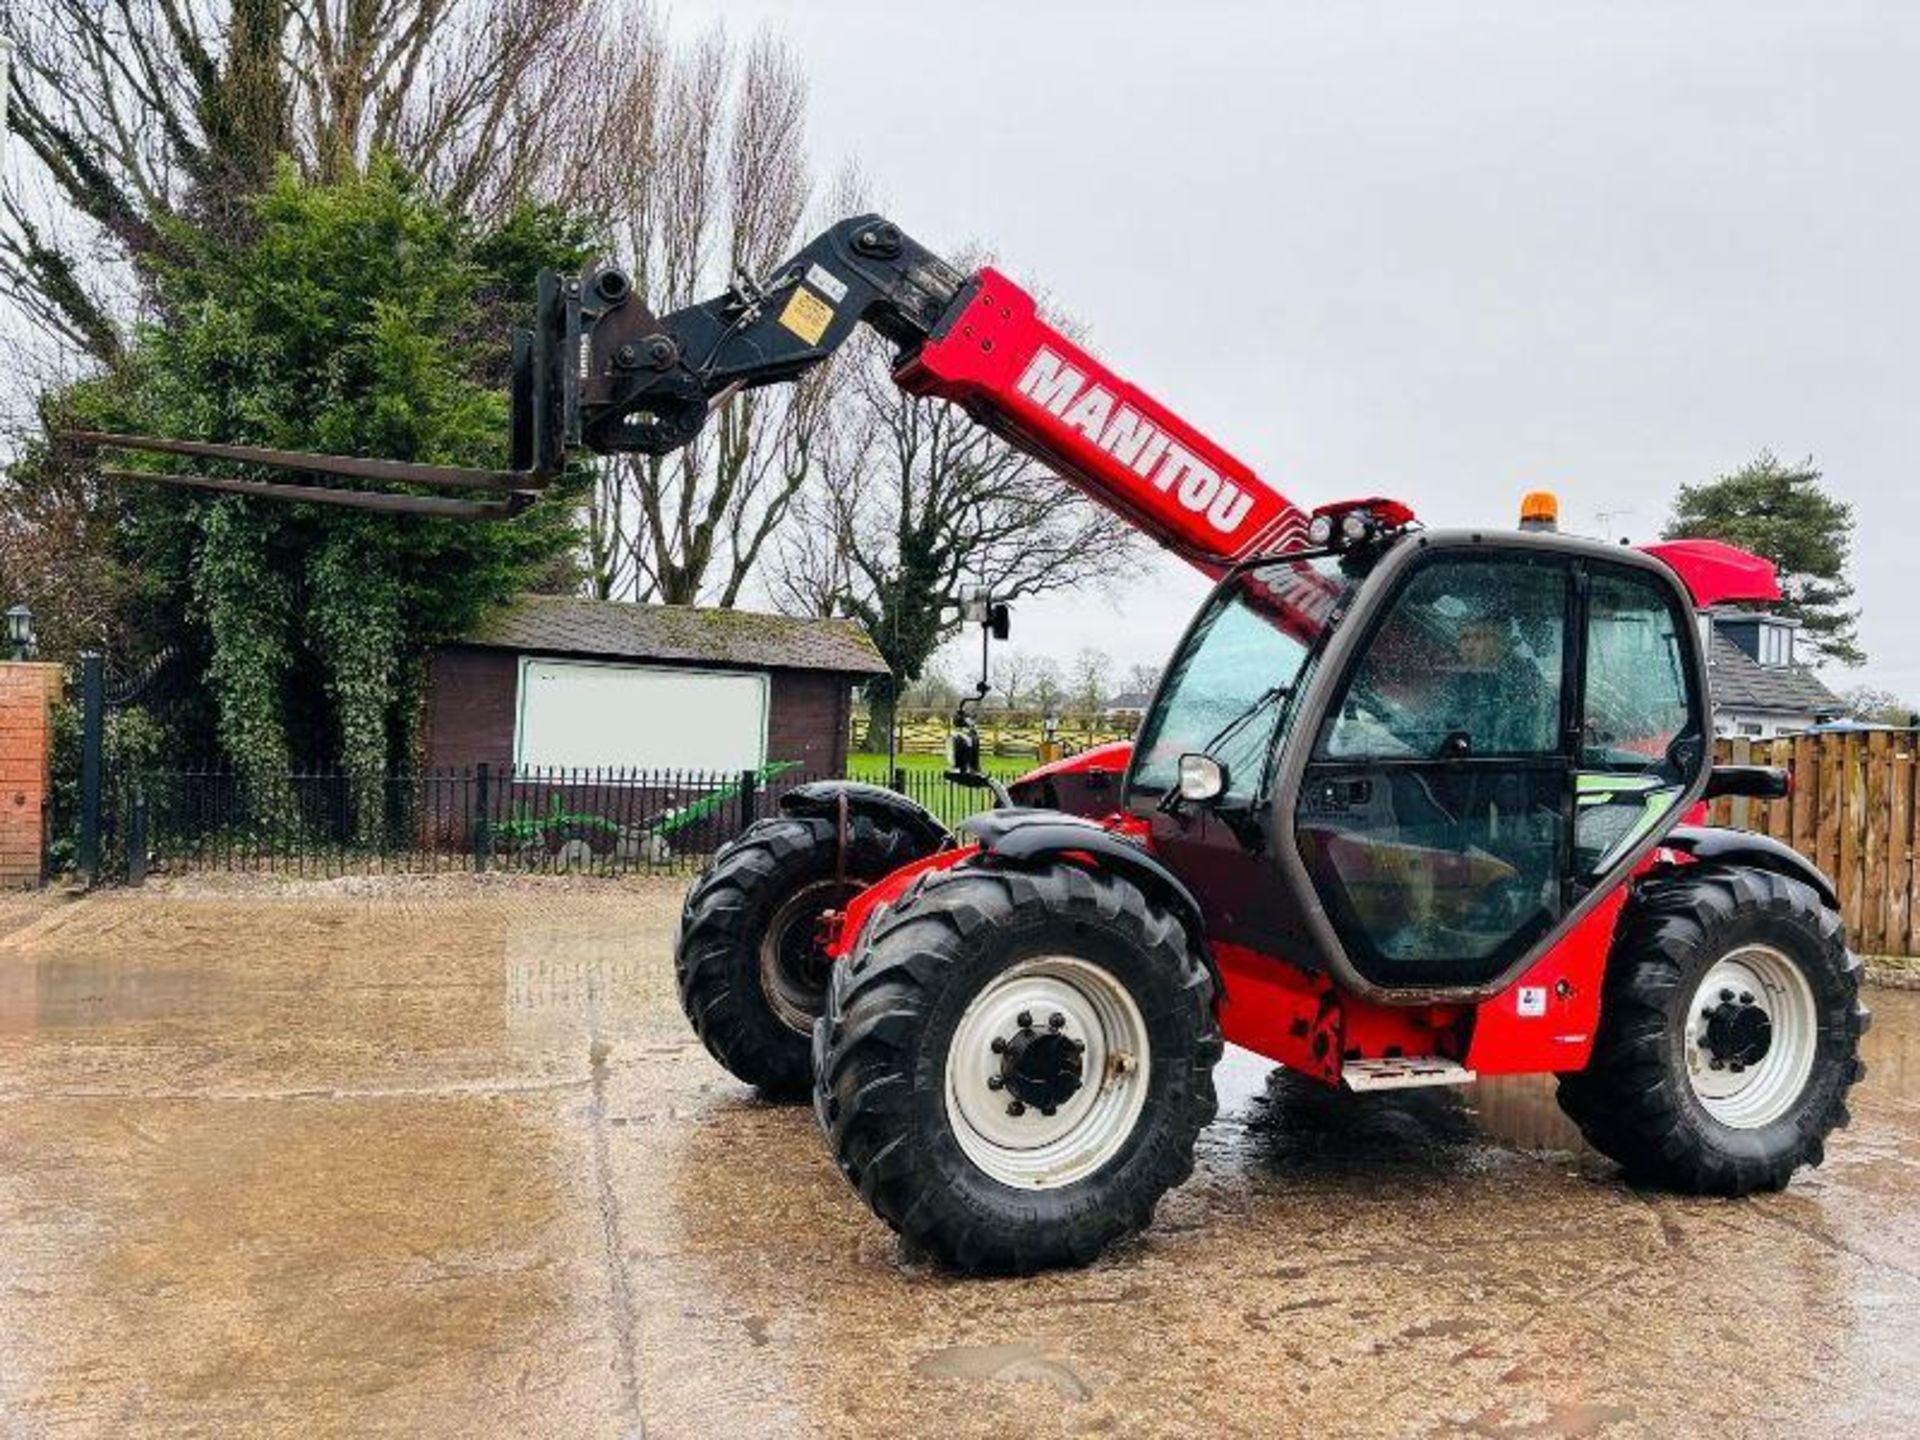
944, 955, 1151, 1189
1683, 944, 1818, 1129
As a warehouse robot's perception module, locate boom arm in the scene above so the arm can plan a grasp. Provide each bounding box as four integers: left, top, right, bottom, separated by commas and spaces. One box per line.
574, 215, 1306, 572
902, 270, 1309, 569
71, 214, 1307, 569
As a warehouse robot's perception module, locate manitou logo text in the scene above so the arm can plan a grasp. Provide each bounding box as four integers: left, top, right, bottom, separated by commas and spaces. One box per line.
1015, 347, 1256, 536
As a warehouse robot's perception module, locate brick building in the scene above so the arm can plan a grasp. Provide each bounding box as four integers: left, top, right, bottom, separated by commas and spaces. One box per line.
422, 596, 887, 776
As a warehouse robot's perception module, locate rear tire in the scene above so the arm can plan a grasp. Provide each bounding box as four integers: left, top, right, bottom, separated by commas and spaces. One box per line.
1557, 866, 1868, 1194
676, 814, 928, 1097
813, 863, 1220, 1275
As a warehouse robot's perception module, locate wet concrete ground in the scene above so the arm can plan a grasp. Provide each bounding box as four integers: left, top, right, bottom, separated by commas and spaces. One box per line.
1, 878, 1916, 1438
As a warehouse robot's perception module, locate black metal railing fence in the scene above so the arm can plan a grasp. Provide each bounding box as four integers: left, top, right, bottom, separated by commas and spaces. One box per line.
104, 760, 1005, 880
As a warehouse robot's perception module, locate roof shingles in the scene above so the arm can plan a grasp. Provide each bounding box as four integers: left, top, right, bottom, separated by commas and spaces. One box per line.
1707, 630, 1840, 718
461, 596, 890, 677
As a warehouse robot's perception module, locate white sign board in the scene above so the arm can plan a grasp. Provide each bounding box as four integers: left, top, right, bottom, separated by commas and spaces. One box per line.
515, 658, 768, 772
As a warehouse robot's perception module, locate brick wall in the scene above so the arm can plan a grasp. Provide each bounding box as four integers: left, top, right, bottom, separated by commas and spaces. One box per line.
422, 647, 521, 772
765, 670, 854, 775
0, 663, 62, 887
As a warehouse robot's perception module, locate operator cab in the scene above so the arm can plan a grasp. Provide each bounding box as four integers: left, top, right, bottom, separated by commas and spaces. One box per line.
1129, 521, 1709, 1000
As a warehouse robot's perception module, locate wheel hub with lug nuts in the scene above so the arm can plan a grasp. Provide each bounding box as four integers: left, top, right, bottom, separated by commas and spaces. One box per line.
1682, 944, 1816, 1129
988, 1010, 1086, 1117
1700, 987, 1773, 1072
758, 878, 855, 1035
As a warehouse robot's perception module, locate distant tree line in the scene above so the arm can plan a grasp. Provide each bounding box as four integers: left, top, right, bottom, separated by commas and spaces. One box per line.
896, 648, 1163, 718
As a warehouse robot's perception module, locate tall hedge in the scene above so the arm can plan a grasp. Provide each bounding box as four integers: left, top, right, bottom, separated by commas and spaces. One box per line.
71, 161, 589, 823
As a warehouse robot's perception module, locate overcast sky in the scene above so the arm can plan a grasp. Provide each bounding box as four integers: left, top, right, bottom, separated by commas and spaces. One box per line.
674, 0, 1916, 697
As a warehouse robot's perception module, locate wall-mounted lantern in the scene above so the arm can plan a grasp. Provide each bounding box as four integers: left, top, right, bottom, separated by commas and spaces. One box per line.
7, 604, 35, 662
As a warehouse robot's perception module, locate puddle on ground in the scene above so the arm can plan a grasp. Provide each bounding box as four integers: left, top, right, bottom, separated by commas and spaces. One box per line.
912, 1341, 1093, 1402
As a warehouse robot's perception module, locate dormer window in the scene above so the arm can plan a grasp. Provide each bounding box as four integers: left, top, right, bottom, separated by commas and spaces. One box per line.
1711, 611, 1800, 670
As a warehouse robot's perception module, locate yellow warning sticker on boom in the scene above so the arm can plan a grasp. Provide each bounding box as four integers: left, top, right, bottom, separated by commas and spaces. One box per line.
778, 287, 835, 346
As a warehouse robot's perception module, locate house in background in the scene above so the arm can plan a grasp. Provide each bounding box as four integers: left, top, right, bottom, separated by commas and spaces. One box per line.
1703, 611, 1842, 740
423, 596, 889, 775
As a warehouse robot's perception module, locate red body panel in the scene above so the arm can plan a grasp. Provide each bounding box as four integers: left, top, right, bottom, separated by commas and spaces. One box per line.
1006, 741, 1135, 817
895, 271, 1307, 573
824, 823, 1634, 1086
1639, 538, 1782, 607
1012, 740, 1134, 786
824, 845, 974, 961
1214, 940, 1340, 1081
1211, 891, 1630, 1083
1215, 940, 1470, 1084
1464, 888, 1626, 1074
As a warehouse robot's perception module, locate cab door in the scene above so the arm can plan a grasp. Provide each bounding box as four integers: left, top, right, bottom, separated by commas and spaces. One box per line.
1292, 551, 1577, 991
1572, 563, 1703, 887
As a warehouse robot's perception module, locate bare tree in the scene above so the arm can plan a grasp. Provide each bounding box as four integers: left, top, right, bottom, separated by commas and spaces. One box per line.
990, 648, 1036, 711
1071, 647, 1113, 714
0, 426, 141, 656
901, 659, 960, 710
776, 319, 1140, 745
0, 0, 607, 365
581, 31, 843, 607
1029, 657, 1065, 716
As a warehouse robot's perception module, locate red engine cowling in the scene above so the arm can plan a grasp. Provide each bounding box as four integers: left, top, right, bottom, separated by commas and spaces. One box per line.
1005, 741, 1134, 818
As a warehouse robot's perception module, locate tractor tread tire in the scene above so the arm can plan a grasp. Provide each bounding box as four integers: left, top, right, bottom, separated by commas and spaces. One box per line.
1556, 865, 1867, 1195
813, 862, 1220, 1275
676, 813, 926, 1097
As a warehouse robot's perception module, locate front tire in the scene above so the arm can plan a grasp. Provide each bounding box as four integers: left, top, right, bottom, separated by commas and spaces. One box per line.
676, 814, 927, 1096
1557, 866, 1868, 1194
814, 863, 1220, 1274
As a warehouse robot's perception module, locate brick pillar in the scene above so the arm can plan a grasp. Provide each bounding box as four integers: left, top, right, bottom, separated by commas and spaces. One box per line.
0, 663, 64, 888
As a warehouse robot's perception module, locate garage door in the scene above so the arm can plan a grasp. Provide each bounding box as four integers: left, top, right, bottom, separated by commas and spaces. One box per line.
515, 659, 769, 771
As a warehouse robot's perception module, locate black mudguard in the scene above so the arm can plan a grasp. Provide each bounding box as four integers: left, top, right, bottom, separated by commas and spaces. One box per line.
778, 779, 950, 856
1661, 825, 1840, 911
963, 809, 1216, 980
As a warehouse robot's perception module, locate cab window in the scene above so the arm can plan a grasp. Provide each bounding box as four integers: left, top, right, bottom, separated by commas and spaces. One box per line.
1130, 556, 1356, 807
1323, 559, 1566, 760
1576, 567, 1699, 876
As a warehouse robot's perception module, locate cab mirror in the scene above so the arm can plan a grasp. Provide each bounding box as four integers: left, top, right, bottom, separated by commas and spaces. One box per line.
1177, 753, 1227, 803
1703, 765, 1789, 800
948, 727, 982, 773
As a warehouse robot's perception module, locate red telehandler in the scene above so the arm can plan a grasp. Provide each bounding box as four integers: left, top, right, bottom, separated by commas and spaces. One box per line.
76, 215, 1867, 1275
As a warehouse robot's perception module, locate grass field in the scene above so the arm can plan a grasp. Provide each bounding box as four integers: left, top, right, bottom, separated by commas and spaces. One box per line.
845, 752, 1034, 779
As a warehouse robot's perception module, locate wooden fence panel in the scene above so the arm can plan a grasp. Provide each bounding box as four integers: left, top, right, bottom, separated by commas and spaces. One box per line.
1703, 730, 1919, 957
1765, 737, 1794, 842
1816, 739, 1843, 892
1891, 742, 1913, 956
1864, 731, 1890, 954
1791, 733, 1818, 859
1842, 735, 1867, 943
